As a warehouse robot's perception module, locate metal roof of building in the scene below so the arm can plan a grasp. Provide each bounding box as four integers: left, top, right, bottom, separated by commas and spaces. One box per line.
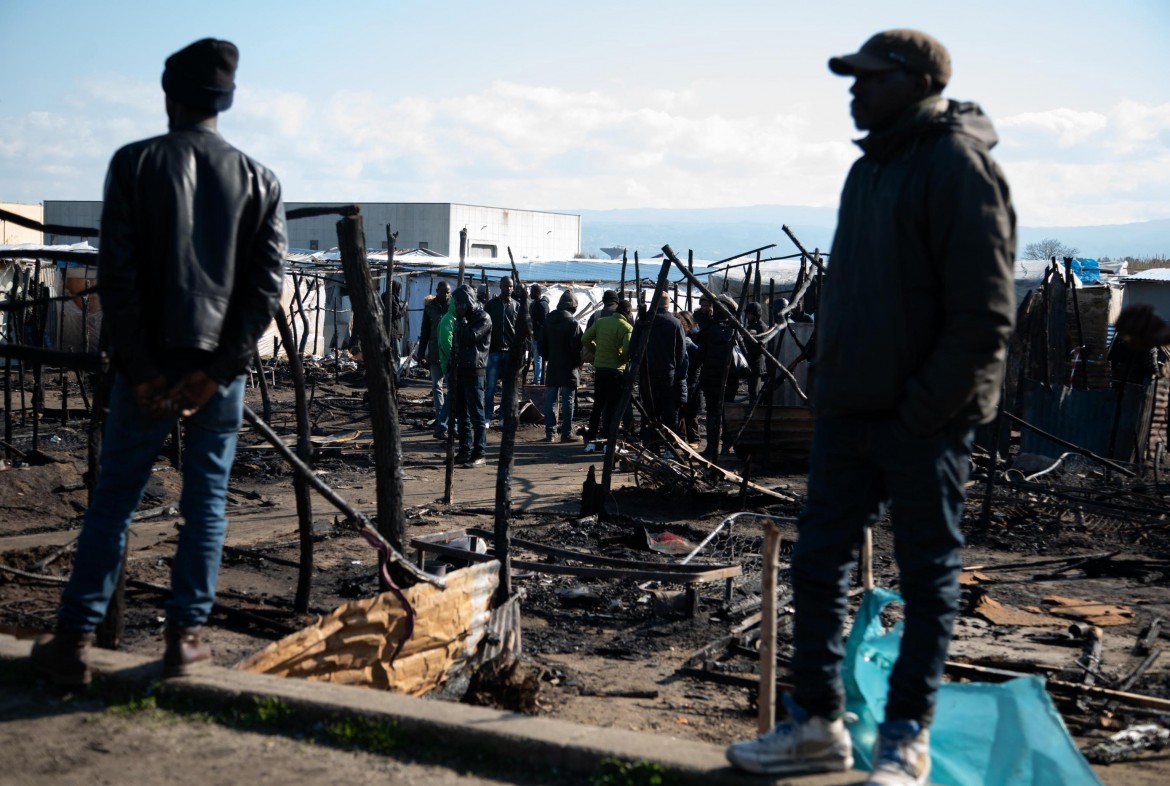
428, 258, 717, 283
1124, 268, 1170, 282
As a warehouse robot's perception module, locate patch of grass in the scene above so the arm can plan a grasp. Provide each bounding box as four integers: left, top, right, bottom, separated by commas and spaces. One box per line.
591, 758, 677, 786
320, 714, 402, 754
106, 691, 157, 715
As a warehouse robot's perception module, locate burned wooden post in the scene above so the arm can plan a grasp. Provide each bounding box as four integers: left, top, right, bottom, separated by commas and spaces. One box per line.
759, 518, 782, 732
385, 223, 399, 364
619, 250, 628, 300
491, 249, 532, 601
686, 250, 694, 311
1063, 257, 1091, 391
273, 309, 315, 613
634, 251, 642, 314
254, 349, 272, 423
336, 211, 408, 578
90, 351, 120, 648
443, 228, 469, 505
290, 272, 313, 356
3, 353, 11, 462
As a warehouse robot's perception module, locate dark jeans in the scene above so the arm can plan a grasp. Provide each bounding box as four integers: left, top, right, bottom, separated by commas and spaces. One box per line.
790, 414, 972, 726
430, 364, 448, 436
586, 367, 625, 441
530, 338, 543, 384
543, 385, 576, 438
638, 376, 678, 449
701, 376, 739, 455
746, 356, 763, 403
681, 383, 702, 443
59, 373, 244, 633
484, 349, 517, 424
453, 371, 487, 454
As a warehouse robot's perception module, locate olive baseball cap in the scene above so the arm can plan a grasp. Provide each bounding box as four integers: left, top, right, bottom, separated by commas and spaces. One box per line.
828, 29, 951, 88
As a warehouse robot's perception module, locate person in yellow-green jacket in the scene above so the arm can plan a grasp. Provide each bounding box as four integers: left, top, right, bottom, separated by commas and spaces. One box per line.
581, 299, 633, 453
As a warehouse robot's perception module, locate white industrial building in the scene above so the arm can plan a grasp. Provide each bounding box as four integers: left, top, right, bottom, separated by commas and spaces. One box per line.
41, 201, 581, 260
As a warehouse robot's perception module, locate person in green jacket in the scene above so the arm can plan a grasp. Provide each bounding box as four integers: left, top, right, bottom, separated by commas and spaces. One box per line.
727, 30, 1015, 786
581, 299, 633, 452
435, 296, 456, 435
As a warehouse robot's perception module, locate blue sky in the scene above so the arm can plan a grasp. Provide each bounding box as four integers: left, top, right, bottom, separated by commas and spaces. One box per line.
2, 0, 1168, 227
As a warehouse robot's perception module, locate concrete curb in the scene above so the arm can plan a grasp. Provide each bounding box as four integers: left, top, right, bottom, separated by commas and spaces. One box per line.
0, 633, 862, 785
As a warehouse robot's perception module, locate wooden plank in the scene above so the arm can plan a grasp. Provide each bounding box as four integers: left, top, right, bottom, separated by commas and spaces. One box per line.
656, 426, 796, 501
412, 540, 741, 584
461, 527, 741, 574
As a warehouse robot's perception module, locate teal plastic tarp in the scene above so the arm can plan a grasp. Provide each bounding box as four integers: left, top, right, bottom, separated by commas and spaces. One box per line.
843, 588, 1102, 786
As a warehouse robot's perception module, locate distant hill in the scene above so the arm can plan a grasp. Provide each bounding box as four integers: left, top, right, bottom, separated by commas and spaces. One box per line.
570, 205, 1170, 261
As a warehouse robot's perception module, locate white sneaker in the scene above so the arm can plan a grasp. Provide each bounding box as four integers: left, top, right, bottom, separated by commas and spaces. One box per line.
866, 720, 930, 786
725, 700, 853, 775
583, 442, 597, 454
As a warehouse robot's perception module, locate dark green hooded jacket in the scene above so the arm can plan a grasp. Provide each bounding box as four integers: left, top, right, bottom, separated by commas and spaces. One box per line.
814, 97, 1016, 436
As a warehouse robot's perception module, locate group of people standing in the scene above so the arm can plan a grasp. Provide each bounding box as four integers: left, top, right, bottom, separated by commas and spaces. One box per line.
414, 276, 781, 465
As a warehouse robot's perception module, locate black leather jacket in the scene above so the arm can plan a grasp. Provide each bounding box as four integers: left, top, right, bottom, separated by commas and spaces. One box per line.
99, 124, 286, 385
452, 285, 492, 373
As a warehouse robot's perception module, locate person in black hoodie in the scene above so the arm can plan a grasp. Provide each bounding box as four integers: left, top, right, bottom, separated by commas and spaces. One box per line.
629, 293, 686, 452
528, 283, 550, 384
451, 284, 492, 466
743, 301, 768, 404
693, 294, 743, 459
538, 290, 583, 442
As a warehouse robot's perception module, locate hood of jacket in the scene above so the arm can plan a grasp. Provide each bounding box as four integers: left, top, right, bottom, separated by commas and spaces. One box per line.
453, 283, 483, 314
858, 97, 998, 163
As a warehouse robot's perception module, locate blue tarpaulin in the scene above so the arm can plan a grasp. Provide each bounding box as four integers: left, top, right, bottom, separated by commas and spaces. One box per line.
1071, 258, 1101, 284
843, 588, 1102, 786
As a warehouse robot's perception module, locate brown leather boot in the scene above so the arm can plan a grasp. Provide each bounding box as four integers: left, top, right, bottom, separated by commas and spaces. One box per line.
30, 631, 94, 686
163, 627, 212, 678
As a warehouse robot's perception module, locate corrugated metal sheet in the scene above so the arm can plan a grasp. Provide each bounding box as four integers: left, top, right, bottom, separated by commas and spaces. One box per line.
427, 258, 717, 284
1019, 378, 1152, 460
1124, 268, 1170, 282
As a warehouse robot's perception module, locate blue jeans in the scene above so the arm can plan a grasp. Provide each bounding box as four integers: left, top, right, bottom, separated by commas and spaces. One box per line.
484, 350, 504, 422
430, 364, 448, 436
58, 373, 245, 633
790, 414, 972, 726
544, 385, 575, 438
530, 338, 543, 385
454, 371, 487, 454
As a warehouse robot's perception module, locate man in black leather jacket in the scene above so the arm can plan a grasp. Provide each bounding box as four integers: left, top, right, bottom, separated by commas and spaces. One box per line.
32, 38, 286, 686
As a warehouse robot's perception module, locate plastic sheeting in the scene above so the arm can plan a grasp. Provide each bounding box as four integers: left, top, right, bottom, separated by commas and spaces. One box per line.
844, 587, 1102, 786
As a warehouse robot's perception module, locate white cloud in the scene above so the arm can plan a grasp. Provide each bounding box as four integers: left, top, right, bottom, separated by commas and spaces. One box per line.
1111, 98, 1170, 154
995, 100, 1170, 225
3, 79, 1166, 227
999, 107, 1109, 147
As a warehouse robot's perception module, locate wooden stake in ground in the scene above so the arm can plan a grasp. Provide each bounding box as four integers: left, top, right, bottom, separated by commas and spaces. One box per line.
336, 211, 408, 581
759, 519, 782, 733
272, 309, 315, 613
860, 526, 874, 591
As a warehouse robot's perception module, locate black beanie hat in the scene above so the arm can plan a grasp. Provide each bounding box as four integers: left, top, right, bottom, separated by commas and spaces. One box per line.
162, 38, 238, 113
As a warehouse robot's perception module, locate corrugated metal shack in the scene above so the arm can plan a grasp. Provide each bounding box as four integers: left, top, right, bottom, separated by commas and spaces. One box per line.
1010, 260, 1166, 464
